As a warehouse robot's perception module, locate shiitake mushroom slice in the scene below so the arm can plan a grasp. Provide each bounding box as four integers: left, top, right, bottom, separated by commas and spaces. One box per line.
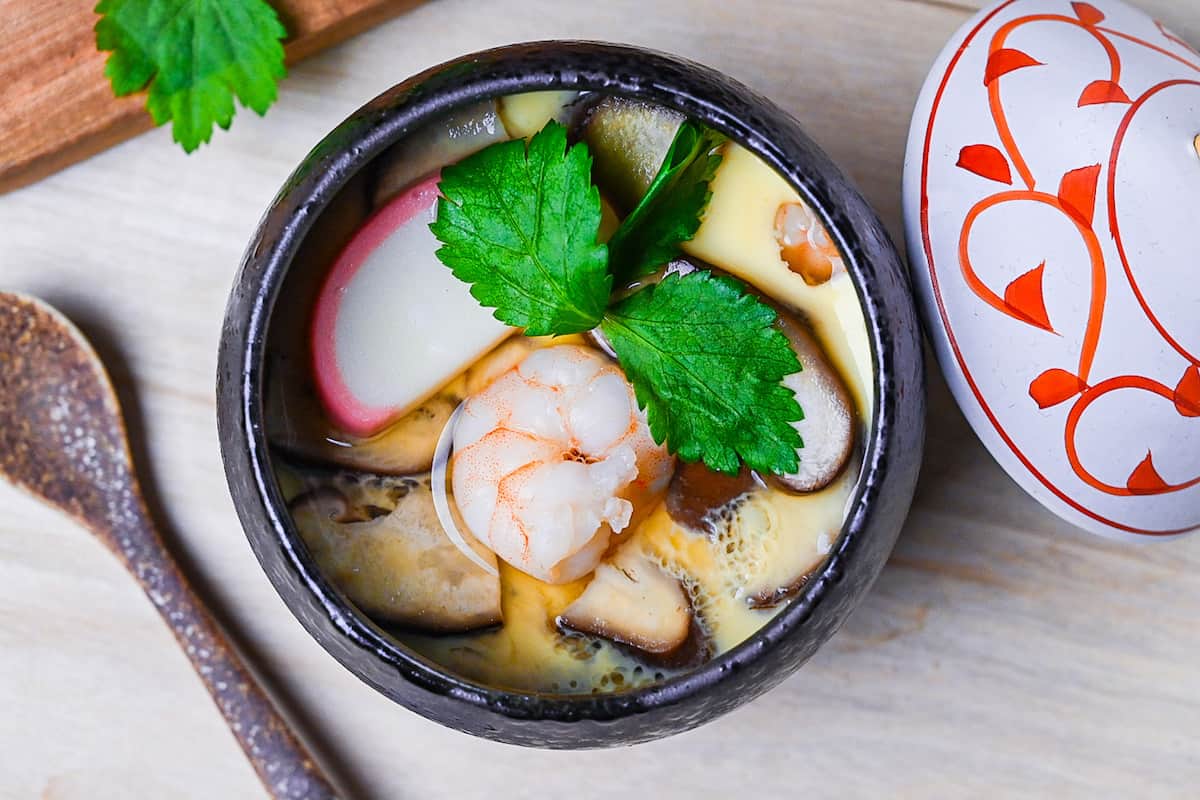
744, 538, 825, 610
596, 254, 855, 494
705, 488, 835, 611
288, 470, 502, 633
557, 545, 708, 668
772, 310, 856, 493
748, 573, 812, 610
665, 461, 758, 535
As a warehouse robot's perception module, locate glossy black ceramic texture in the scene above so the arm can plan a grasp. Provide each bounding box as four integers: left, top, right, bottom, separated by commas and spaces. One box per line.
217, 41, 925, 748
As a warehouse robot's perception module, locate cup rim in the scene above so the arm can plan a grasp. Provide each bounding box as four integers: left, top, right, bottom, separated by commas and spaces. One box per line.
218, 39, 919, 739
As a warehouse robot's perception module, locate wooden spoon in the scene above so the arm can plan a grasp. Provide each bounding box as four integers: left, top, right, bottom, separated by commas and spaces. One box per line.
0, 292, 338, 799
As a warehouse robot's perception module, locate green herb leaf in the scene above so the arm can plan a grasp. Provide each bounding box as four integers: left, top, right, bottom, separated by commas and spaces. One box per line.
601, 270, 803, 476
606, 121, 728, 282
430, 122, 612, 335
429, 119, 804, 475
95, 0, 287, 153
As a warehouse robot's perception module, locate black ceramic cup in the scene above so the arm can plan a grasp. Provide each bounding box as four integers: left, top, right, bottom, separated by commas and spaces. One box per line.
217, 41, 925, 748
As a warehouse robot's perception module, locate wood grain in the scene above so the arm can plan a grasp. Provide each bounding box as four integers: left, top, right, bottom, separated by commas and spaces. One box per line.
1, 0, 1198, 798
0, 0, 426, 195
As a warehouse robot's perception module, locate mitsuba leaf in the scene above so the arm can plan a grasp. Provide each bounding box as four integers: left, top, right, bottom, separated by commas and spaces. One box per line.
431, 120, 806, 475
95, 0, 288, 152
601, 270, 803, 475
430, 121, 612, 335
607, 121, 727, 281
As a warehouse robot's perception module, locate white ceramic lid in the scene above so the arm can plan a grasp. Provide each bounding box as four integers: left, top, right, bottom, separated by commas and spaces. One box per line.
903, 0, 1200, 540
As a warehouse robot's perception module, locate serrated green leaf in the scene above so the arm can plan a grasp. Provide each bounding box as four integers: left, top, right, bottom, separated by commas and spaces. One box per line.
428, 118, 803, 475
95, 0, 287, 152
430, 121, 612, 335
601, 270, 803, 476
607, 121, 727, 282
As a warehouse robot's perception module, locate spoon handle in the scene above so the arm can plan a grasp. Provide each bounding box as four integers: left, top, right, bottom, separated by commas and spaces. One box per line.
112, 501, 339, 799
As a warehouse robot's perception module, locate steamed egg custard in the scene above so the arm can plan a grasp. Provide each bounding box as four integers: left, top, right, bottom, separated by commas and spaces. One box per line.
267, 91, 873, 693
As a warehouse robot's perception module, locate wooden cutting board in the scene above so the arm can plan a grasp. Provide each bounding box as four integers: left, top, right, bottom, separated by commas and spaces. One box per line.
0, 0, 427, 195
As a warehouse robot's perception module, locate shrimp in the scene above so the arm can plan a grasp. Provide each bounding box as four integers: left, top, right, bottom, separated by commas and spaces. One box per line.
774, 201, 845, 286
450, 344, 673, 584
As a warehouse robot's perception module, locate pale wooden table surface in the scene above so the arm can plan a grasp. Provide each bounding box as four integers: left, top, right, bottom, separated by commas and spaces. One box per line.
2, 1, 1198, 797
